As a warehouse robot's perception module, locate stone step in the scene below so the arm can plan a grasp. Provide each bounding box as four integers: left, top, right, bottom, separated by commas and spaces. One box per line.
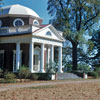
56, 73, 81, 80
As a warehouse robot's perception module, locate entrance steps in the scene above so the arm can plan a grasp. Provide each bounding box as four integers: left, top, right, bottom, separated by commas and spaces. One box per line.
56, 73, 81, 80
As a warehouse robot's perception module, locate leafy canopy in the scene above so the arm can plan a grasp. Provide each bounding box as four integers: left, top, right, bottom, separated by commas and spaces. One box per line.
47, 0, 100, 44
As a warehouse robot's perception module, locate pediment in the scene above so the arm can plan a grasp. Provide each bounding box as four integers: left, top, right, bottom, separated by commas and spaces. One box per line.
32, 25, 64, 42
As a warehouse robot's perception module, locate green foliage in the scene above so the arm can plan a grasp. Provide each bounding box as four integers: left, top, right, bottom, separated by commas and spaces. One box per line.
88, 71, 98, 79
18, 65, 31, 82
47, 0, 100, 70
31, 74, 38, 80
65, 64, 73, 72
38, 73, 51, 80
78, 64, 90, 73
46, 62, 57, 73
0, 69, 3, 78
95, 67, 100, 77
90, 30, 100, 66
4, 72, 16, 83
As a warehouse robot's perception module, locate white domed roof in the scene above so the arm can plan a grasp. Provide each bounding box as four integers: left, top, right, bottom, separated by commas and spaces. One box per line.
0, 4, 40, 18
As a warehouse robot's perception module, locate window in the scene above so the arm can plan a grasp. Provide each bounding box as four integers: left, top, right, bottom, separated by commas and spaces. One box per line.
33, 20, 39, 25
34, 55, 38, 65
0, 20, 2, 27
46, 31, 52, 36
13, 18, 24, 27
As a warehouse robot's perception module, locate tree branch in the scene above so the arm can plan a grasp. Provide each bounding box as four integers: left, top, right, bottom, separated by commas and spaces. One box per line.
84, 11, 99, 26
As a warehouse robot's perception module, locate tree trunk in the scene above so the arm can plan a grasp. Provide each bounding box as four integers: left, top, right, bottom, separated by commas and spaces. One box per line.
72, 42, 78, 71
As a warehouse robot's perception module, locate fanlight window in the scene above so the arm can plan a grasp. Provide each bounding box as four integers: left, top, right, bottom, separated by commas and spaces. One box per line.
13, 18, 24, 27
33, 20, 39, 25
46, 31, 52, 36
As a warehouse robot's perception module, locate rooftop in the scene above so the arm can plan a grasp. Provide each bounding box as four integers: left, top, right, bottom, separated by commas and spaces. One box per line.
0, 4, 40, 18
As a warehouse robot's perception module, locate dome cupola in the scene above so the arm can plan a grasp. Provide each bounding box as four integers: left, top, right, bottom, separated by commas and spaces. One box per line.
0, 4, 40, 18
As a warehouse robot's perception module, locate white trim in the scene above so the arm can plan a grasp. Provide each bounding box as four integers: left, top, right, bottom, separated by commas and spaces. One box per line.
32, 37, 62, 47
33, 24, 65, 41
33, 19, 39, 26
13, 18, 24, 27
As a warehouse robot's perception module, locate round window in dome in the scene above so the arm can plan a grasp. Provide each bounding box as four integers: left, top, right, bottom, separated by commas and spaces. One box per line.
33, 20, 39, 25
13, 18, 24, 27
0, 20, 2, 27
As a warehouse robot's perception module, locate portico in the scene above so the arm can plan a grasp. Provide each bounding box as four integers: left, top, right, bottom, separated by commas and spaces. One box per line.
15, 37, 63, 73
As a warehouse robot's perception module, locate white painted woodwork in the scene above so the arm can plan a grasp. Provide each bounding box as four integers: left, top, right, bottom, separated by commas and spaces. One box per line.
40, 43, 45, 73
16, 42, 20, 71
58, 46, 63, 73
29, 42, 34, 73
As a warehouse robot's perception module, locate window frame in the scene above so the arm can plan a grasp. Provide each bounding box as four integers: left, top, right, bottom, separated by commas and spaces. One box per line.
46, 31, 52, 36
13, 18, 24, 27
33, 19, 39, 25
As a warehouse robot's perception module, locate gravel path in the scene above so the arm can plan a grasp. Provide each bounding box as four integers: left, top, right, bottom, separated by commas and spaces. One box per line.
0, 79, 100, 92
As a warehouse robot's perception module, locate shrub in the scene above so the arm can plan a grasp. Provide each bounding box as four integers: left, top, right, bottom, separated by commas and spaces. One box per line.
78, 64, 90, 74
88, 71, 98, 79
0, 69, 3, 78
31, 74, 38, 80
95, 67, 100, 77
65, 64, 73, 72
46, 62, 57, 73
4, 72, 16, 83
38, 73, 51, 80
18, 65, 31, 82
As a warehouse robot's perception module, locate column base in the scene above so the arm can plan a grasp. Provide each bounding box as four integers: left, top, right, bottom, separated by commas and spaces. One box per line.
57, 70, 63, 73
39, 70, 45, 73
30, 70, 36, 73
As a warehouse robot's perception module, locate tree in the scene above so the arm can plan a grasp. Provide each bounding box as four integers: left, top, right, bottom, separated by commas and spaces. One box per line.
90, 29, 100, 67
47, 0, 100, 70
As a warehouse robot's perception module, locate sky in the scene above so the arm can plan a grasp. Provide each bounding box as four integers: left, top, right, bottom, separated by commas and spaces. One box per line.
2, 0, 51, 24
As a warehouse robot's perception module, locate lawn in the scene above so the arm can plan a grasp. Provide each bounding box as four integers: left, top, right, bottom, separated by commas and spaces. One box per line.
0, 80, 100, 100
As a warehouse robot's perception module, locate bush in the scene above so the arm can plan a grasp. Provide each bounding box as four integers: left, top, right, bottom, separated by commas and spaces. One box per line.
95, 67, 100, 77
88, 71, 98, 79
46, 62, 57, 73
18, 65, 31, 82
31, 74, 38, 80
78, 64, 90, 74
4, 72, 16, 83
38, 73, 51, 80
0, 69, 3, 78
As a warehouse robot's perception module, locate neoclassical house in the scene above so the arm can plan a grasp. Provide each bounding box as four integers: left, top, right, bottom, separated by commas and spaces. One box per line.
0, 4, 64, 73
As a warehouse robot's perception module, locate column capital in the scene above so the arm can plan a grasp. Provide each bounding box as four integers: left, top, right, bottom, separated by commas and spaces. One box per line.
16, 41, 20, 44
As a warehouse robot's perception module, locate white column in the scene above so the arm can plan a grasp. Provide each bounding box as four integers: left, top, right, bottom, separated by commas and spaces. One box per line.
16, 42, 20, 71
58, 46, 63, 73
50, 45, 54, 64
29, 42, 34, 73
40, 43, 45, 73
46, 46, 50, 68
